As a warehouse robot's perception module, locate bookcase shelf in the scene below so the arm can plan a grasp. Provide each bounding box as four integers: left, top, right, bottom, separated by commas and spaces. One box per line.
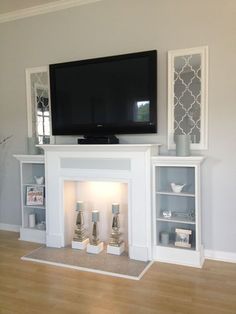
156, 191, 195, 197
156, 217, 196, 225
14, 155, 46, 244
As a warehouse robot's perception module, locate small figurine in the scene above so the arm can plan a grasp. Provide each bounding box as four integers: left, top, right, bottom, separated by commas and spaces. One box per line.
171, 182, 186, 193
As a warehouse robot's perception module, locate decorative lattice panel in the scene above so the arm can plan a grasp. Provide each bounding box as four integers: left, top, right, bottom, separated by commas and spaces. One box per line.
174, 54, 201, 144
36, 88, 50, 144
30, 72, 50, 143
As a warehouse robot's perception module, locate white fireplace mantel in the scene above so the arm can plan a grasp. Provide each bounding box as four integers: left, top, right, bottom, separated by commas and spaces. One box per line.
39, 143, 160, 152
40, 144, 160, 261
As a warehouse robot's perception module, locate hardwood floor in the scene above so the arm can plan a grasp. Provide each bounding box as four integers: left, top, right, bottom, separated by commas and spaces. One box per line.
0, 231, 236, 314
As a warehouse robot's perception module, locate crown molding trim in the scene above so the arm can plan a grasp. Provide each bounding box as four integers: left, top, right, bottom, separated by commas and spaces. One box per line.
0, 0, 103, 24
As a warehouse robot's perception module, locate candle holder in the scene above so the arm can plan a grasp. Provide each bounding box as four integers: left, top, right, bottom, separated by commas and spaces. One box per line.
91, 221, 99, 245
86, 210, 104, 254
72, 201, 89, 250
107, 203, 125, 255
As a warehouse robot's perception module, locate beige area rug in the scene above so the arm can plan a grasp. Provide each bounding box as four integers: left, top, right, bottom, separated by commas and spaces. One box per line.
22, 246, 152, 280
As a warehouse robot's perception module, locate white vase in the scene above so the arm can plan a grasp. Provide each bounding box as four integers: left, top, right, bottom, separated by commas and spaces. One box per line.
27, 137, 39, 155
29, 213, 36, 228
175, 134, 190, 156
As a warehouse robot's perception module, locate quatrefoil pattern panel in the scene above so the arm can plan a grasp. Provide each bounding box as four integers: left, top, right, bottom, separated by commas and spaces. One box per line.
174, 54, 201, 143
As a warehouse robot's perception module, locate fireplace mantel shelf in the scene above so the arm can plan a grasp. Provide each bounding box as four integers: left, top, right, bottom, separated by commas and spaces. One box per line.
38, 143, 161, 153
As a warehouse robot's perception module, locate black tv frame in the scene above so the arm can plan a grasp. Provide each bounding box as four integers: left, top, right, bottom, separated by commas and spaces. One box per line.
49, 50, 157, 138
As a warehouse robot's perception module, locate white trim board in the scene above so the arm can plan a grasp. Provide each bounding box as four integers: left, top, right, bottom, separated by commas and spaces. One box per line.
205, 249, 236, 264
0, 0, 104, 24
21, 256, 153, 281
0, 223, 20, 232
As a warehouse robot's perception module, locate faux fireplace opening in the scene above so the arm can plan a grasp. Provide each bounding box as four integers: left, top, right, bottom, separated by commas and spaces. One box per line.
63, 180, 128, 253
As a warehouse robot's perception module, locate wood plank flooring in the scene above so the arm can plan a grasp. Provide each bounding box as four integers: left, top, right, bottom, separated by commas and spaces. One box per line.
0, 231, 236, 314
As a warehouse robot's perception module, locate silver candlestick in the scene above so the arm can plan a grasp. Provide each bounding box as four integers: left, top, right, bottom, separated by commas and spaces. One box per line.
107, 203, 125, 255
72, 201, 89, 250
91, 210, 100, 245
91, 221, 99, 245
87, 210, 104, 254
109, 203, 123, 247
73, 210, 87, 242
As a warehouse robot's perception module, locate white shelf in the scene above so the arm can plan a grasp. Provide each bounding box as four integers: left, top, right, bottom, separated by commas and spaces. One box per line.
24, 205, 45, 210
156, 191, 195, 197
23, 183, 45, 187
23, 226, 46, 231
157, 242, 196, 251
14, 154, 44, 163
152, 156, 205, 164
157, 217, 195, 225
38, 144, 161, 153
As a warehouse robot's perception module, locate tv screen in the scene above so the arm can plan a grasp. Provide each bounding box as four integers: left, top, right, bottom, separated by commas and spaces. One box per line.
49, 50, 157, 136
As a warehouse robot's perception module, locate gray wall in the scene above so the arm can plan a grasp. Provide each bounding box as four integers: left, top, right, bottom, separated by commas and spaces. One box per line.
0, 0, 236, 253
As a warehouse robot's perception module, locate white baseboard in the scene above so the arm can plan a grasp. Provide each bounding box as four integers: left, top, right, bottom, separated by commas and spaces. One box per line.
46, 233, 63, 248
0, 223, 20, 232
204, 249, 236, 264
129, 245, 149, 262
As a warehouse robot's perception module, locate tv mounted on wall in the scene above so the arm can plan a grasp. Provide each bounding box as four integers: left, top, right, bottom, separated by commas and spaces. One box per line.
49, 50, 157, 143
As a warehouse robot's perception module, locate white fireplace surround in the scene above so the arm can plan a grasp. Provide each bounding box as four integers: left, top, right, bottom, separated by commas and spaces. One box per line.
41, 144, 160, 261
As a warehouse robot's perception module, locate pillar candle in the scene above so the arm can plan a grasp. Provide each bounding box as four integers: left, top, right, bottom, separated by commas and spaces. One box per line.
29, 213, 36, 228
76, 201, 84, 211
92, 210, 99, 222
112, 203, 120, 214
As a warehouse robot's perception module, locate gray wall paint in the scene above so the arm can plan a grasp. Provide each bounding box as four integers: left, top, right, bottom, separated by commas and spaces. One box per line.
0, 0, 235, 252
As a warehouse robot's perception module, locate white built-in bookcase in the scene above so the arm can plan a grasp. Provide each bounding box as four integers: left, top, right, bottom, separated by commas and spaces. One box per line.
152, 156, 205, 267
14, 155, 46, 244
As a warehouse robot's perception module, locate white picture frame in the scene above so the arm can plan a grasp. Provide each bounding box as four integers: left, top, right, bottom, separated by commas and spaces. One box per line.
25, 66, 54, 144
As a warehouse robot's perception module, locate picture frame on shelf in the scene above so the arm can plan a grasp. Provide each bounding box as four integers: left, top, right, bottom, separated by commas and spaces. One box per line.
175, 228, 192, 248
26, 186, 44, 206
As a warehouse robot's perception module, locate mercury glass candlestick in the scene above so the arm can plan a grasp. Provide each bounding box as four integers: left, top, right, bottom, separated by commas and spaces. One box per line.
73, 201, 87, 242
87, 210, 104, 254
109, 203, 123, 247
107, 203, 125, 255
91, 210, 100, 245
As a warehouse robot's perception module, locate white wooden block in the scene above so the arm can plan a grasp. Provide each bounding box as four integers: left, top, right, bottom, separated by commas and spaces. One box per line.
107, 242, 125, 255
86, 242, 104, 254
72, 238, 89, 250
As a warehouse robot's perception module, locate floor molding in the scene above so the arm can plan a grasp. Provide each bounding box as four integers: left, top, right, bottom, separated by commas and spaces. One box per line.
0, 223, 20, 232
0, 0, 103, 24
205, 249, 236, 264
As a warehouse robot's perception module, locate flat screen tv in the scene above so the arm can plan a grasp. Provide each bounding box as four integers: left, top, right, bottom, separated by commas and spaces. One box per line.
49, 50, 157, 138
